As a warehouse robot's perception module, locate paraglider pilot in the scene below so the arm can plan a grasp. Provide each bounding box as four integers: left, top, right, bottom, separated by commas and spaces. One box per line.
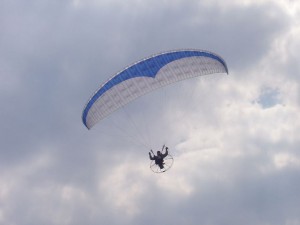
149, 145, 169, 169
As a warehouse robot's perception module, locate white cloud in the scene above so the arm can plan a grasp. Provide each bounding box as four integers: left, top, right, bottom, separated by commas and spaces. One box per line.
1, 0, 300, 224
273, 153, 300, 169
99, 160, 148, 216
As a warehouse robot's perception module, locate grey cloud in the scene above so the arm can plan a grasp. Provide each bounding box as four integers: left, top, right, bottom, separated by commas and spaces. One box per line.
0, 0, 299, 225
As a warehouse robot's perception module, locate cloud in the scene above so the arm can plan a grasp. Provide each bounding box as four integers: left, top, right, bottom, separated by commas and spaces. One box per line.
0, 0, 300, 224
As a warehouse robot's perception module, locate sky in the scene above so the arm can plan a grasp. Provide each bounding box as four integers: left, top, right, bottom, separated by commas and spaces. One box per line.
1, 0, 300, 224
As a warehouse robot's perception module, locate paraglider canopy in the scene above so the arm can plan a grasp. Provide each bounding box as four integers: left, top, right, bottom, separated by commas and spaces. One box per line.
82, 49, 228, 129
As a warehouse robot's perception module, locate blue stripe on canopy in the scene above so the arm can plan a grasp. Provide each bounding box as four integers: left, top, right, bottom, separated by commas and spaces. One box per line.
82, 50, 228, 128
